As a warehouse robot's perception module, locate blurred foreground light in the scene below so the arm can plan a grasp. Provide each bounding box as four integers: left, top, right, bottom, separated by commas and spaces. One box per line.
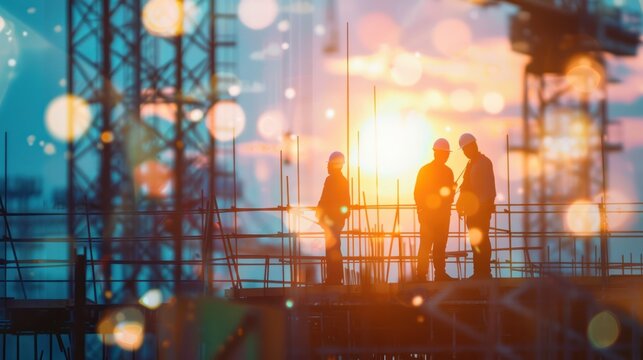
0, 16, 5, 32
284, 87, 296, 100
142, 0, 184, 38
281, 42, 290, 50
134, 160, 172, 198
566, 200, 600, 234
44, 143, 56, 155
411, 295, 423, 307
7, 58, 16, 67
114, 321, 145, 351
45, 95, 92, 142
238, 0, 278, 30
257, 109, 285, 140
188, 108, 204, 122
101, 131, 114, 144
228, 84, 242, 97
391, 53, 423, 87
325, 108, 335, 120
468, 227, 483, 247
432, 19, 471, 57
205, 100, 246, 142
277, 20, 290, 32
314, 24, 326, 36
139, 289, 163, 310
587, 311, 620, 349
565, 56, 604, 94
285, 299, 294, 309
482, 92, 505, 115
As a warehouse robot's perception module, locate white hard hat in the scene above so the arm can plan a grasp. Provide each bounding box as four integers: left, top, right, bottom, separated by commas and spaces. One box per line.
458, 133, 477, 148
432, 138, 450, 152
328, 151, 345, 165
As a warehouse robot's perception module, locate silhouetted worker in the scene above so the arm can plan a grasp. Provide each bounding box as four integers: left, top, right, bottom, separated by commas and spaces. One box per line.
316, 151, 350, 285
456, 133, 496, 279
414, 138, 456, 282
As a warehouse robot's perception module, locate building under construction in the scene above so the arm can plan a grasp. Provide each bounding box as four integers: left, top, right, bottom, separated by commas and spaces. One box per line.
1, 0, 643, 358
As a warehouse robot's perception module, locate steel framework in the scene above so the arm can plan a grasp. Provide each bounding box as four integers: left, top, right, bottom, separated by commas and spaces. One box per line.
67, 0, 238, 302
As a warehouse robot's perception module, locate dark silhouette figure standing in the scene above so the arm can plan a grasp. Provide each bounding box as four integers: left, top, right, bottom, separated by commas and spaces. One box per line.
316, 151, 350, 285
457, 133, 496, 279
414, 138, 456, 282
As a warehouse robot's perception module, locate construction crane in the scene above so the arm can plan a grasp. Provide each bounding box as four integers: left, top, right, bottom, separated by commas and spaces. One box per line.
482, 0, 641, 274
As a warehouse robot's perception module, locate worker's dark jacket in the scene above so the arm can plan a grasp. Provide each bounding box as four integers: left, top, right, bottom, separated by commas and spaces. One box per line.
414, 161, 454, 219
459, 152, 496, 214
317, 171, 350, 227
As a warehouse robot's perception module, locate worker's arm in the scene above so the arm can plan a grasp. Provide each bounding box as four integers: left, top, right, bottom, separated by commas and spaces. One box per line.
413, 168, 425, 213
316, 177, 330, 220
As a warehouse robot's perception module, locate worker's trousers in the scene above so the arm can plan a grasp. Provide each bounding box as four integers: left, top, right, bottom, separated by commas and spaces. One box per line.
417, 212, 451, 279
466, 208, 492, 277
325, 224, 344, 285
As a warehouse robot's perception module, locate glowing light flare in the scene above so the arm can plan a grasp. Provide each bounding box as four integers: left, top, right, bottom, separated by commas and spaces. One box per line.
101, 131, 114, 144
587, 311, 620, 349
285, 299, 294, 309
205, 100, 246, 142
357, 13, 400, 50
565, 56, 604, 94
45, 95, 92, 142
482, 92, 505, 114
257, 109, 285, 140
353, 112, 432, 177
432, 19, 471, 57
449, 89, 474, 112
411, 295, 424, 307
565, 200, 600, 234
228, 84, 242, 97
142, 0, 184, 38
0, 16, 5, 32
114, 322, 145, 351
468, 228, 483, 247
238, 0, 278, 30
139, 289, 163, 310
134, 160, 172, 198
188, 108, 204, 122
439, 186, 451, 198
391, 53, 423, 87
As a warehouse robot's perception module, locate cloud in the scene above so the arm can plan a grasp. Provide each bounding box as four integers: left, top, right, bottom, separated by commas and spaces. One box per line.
281, 1, 314, 14
249, 42, 281, 61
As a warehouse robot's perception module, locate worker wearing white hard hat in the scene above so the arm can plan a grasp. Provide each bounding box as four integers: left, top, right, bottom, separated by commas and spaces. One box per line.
456, 133, 496, 280
413, 138, 457, 282
316, 151, 350, 285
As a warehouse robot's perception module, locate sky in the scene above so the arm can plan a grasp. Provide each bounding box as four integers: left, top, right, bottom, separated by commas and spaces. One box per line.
1, 0, 643, 243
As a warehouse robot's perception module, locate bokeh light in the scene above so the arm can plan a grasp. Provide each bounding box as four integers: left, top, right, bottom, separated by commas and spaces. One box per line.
432, 19, 471, 57
565, 200, 600, 234
205, 100, 246, 142
449, 89, 474, 112
357, 13, 400, 50
134, 160, 172, 198
325, 108, 335, 120
114, 322, 145, 351
188, 108, 204, 122
284, 87, 296, 100
468, 227, 483, 246
587, 311, 620, 349
139, 289, 163, 310
285, 299, 294, 309
277, 20, 290, 32
45, 95, 92, 142
425, 89, 446, 110
411, 295, 424, 307
0, 16, 5, 32
482, 92, 505, 114
391, 53, 423, 87
257, 109, 285, 140
238, 0, 278, 30
228, 84, 242, 97
142, 0, 184, 37
565, 55, 604, 94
